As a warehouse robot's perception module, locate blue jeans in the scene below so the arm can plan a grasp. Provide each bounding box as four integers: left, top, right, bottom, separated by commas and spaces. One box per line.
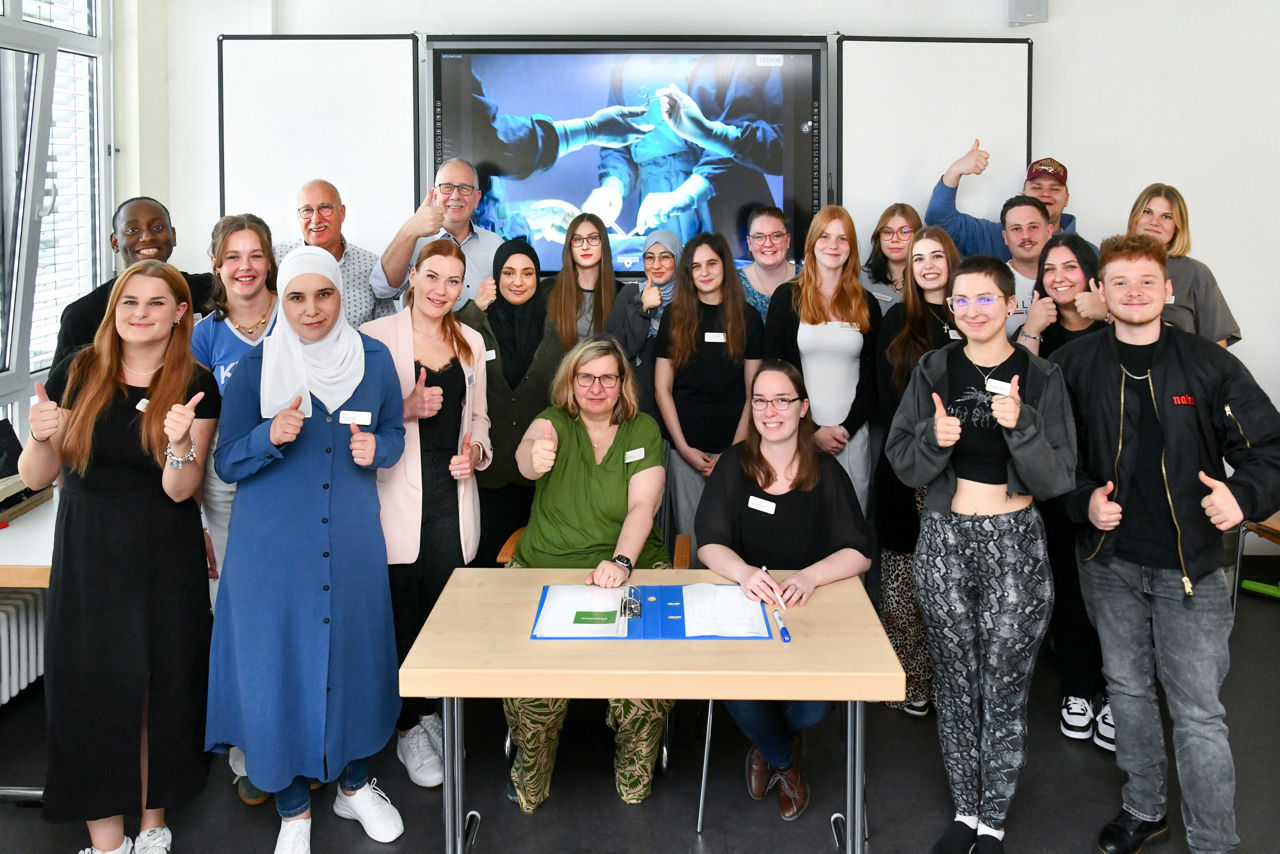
274, 758, 369, 819
1078, 557, 1236, 853
722, 700, 832, 769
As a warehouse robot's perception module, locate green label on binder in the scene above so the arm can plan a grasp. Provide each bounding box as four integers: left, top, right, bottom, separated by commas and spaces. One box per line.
574, 611, 617, 625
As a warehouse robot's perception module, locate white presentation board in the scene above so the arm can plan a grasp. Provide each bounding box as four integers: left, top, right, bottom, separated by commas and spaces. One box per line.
218, 35, 420, 260
839, 37, 1031, 263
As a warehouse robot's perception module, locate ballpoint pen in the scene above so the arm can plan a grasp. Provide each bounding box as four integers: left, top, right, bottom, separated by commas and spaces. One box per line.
761, 565, 786, 610
772, 608, 791, 643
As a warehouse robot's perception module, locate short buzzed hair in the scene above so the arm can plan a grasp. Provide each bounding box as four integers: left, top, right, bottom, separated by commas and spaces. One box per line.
111, 196, 171, 233
1000, 194, 1050, 229
949, 255, 1016, 299
1100, 233, 1168, 279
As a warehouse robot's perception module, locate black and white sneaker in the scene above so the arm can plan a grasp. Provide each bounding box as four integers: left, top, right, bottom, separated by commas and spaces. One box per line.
1094, 702, 1116, 751
1060, 696, 1094, 740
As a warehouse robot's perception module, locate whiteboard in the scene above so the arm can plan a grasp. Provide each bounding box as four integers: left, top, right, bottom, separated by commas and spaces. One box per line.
218, 35, 420, 259
839, 37, 1031, 262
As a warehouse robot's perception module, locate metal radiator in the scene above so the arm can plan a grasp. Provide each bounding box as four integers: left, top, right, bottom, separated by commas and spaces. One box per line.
0, 589, 45, 706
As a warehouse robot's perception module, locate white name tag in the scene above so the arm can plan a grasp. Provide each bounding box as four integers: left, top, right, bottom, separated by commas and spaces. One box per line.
136, 398, 149, 412
485, 348, 497, 361
339, 410, 372, 426
985, 378, 1012, 396
1165, 294, 1176, 304
948, 329, 963, 340
624, 447, 645, 463
747, 495, 776, 514
704, 331, 727, 343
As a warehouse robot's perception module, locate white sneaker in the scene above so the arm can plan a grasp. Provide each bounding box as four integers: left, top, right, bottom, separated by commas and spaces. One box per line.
333, 779, 404, 843
397, 724, 444, 787
274, 817, 311, 854
1094, 702, 1116, 751
133, 826, 172, 854
79, 839, 133, 854
420, 711, 445, 755
1060, 696, 1095, 740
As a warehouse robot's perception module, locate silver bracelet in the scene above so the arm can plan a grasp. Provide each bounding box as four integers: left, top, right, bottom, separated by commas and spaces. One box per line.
165, 438, 197, 469
1018, 330, 1043, 342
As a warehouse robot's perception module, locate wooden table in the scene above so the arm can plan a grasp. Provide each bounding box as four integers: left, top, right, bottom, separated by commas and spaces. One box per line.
400, 567, 905, 854
0, 490, 53, 803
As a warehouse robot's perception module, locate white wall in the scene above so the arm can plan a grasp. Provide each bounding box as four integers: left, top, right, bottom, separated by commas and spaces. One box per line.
120, 1, 1280, 548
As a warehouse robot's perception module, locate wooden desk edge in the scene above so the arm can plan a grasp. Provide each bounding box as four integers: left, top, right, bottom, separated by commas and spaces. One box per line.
0, 565, 51, 588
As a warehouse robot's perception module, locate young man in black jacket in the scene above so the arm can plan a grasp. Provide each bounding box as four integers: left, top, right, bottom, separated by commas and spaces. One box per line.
1052, 234, 1280, 854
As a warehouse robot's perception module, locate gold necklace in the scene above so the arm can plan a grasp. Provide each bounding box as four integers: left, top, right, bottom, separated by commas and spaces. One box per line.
121, 360, 163, 376
230, 294, 274, 335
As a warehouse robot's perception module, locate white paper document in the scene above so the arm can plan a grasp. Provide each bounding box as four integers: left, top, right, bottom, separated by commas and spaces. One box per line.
681, 583, 770, 638
531, 585, 628, 638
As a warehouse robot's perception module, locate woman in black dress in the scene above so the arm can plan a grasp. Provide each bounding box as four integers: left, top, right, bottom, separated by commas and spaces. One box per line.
19, 260, 220, 854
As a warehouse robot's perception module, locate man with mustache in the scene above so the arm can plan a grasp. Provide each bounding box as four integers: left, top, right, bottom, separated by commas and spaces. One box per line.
999, 195, 1053, 336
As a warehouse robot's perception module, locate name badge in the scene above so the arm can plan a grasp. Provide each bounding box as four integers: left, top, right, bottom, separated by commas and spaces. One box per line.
1165, 294, 1176, 304
466, 372, 476, 387
747, 495, 776, 514
624, 447, 645, 463
485, 348, 497, 361
136, 398, 149, 412
339, 410, 372, 426
948, 329, 963, 340
704, 331, 727, 343
985, 378, 1012, 396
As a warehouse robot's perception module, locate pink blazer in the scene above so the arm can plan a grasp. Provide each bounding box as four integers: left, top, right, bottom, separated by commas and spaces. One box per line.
361, 310, 491, 564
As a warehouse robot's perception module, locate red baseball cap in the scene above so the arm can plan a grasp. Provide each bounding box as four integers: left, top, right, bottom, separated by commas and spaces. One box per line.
1026, 158, 1068, 185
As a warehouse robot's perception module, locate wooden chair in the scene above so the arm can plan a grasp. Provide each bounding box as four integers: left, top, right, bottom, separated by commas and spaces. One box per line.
1233, 510, 1280, 612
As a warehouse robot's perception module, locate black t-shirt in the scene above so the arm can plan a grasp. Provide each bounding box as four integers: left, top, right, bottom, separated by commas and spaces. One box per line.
695, 445, 869, 570
655, 301, 764, 453
45, 354, 221, 492
52, 272, 216, 368
946, 347, 1028, 485
1112, 341, 1181, 567
1037, 318, 1104, 359
414, 358, 465, 454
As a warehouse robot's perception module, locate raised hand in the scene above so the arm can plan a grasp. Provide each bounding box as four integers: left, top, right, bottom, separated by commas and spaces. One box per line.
163, 391, 204, 446
270, 395, 305, 447
530, 419, 558, 475
1198, 470, 1243, 531
474, 276, 498, 311
29, 381, 62, 442
1088, 480, 1123, 531
932, 393, 962, 447
991, 375, 1022, 429
449, 430, 477, 480
408, 187, 446, 237
944, 138, 990, 186
1024, 292, 1057, 336
404, 368, 444, 420
1075, 278, 1108, 321
640, 281, 662, 312
584, 105, 653, 148
349, 421, 376, 467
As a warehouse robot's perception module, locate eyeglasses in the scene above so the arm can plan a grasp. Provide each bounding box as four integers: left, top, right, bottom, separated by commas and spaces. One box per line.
946, 295, 1001, 311
748, 231, 788, 246
879, 226, 914, 242
297, 203, 340, 219
643, 251, 675, 265
571, 233, 602, 247
574, 372, 619, 389
436, 182, 476, 197
750, 396, 800, 411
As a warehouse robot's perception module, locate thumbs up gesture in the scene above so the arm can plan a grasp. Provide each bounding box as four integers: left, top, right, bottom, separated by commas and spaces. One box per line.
1024, 292, 1057, 337
931, 393, 962, 448
1088, 480, 1123, 530
410, 187, 446, 237
28, 381, 62, 443
163, 391, 205, 446
1198, 470, 1243, 531
945, 138, 990, 185
475, 276, 498, 311
1075, 277, 1108, 321
403, 367, 445, 420
531, 419, 559, 475
449, 430, 479, 480
349, 421, 376, 467
270, 395, 306, 447
991, 375, 1022, 429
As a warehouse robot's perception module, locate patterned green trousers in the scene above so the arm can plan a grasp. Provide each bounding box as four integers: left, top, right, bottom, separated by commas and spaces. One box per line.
502, 696, 675, 813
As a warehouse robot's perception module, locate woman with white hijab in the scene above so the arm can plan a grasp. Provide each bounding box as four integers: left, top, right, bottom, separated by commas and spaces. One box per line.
206, 246, 407, 854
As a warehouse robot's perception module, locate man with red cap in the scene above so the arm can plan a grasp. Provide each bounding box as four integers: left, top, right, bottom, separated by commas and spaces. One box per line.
925, 140, 1086, 260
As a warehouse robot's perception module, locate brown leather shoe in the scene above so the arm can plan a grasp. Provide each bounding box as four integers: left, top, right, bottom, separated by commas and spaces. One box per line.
745, 745, 772, 800
772, 759, 809, 821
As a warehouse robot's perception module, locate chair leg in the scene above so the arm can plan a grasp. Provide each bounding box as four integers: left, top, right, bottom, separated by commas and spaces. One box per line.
696, 699, 714, 833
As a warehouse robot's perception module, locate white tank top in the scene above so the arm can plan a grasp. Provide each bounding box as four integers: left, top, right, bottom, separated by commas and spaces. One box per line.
797, 320, 863, 426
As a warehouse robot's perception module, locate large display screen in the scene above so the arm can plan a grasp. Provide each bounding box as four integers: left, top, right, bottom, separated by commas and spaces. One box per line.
433, 40, 825, 275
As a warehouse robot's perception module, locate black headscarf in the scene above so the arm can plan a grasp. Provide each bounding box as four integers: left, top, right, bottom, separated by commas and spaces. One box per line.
488, 238, 546, 388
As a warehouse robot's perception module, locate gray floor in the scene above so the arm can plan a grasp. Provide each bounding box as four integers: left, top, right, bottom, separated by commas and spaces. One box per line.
4, 557, 1277, 853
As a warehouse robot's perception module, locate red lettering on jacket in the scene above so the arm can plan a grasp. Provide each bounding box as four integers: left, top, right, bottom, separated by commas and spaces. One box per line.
1171, 394, 1196, 405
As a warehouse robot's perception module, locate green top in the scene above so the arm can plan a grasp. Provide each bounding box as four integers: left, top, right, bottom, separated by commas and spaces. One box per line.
455, 301, 562, 489
513, 406, 669, 569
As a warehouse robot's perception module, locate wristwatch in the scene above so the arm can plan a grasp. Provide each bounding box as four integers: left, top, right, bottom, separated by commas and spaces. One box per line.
612, 554, 634, 577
